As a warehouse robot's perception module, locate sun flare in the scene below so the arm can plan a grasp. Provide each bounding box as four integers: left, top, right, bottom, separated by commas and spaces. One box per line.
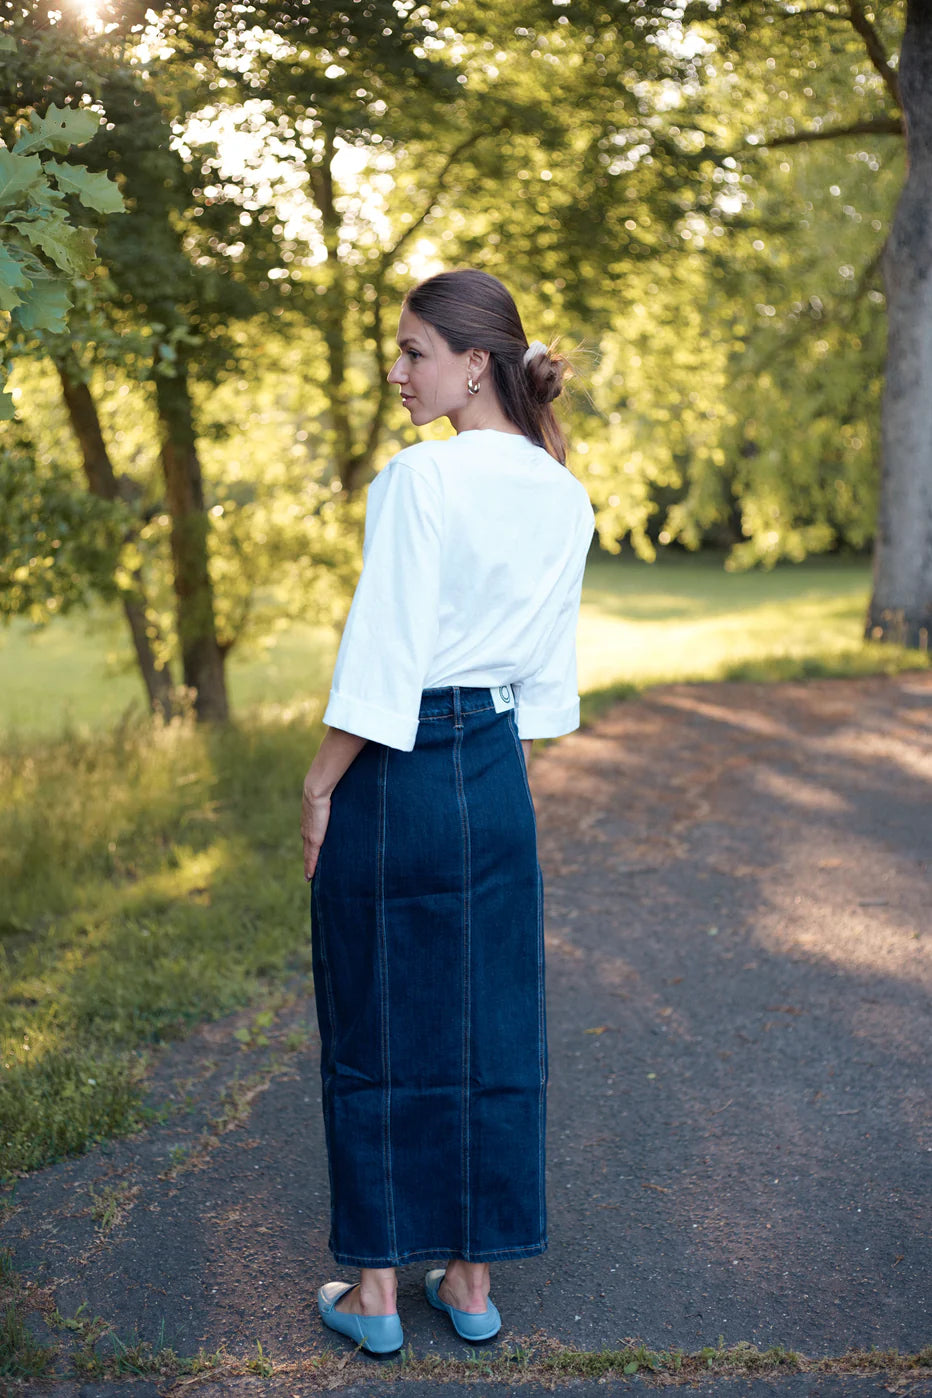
73, 0, 103, 25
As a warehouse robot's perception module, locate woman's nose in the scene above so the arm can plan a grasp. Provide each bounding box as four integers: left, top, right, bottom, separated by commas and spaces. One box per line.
387, 357, 405, 384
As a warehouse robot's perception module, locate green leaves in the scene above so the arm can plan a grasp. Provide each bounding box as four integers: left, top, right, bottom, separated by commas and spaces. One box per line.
0, 106, 124, 412
46, 160, 127, 215
0, 433, 127, 620
0, 148, 45, 209
12, 104, 101, 157
10, 217, 97, 278
0, 246, 30, 310
9, 275, 71, 334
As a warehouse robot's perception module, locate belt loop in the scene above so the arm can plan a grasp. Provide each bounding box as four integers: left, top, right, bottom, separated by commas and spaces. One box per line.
452, 686, 463, 730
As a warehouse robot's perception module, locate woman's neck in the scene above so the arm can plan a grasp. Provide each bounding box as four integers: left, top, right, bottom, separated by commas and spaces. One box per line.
448, 395, 523, 436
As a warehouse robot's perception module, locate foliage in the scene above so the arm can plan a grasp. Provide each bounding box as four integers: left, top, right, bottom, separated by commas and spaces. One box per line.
189, 328, 370, 651
0, 0, 919, 712
0, 48, 124, 418
0, 428, 127, 620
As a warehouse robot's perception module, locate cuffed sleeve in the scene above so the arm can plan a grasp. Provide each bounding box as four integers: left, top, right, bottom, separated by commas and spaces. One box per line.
323, 458, 442, 750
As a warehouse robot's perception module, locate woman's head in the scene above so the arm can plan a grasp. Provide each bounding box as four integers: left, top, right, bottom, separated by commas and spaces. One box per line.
387, 269, 570, 463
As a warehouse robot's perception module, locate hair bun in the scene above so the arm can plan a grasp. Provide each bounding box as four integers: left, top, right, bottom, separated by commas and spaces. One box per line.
526, 346, 568, 406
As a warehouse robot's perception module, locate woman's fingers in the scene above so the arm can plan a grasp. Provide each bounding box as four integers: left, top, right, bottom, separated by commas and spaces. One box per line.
303, 830, 322, 881
302, 791, 331, 881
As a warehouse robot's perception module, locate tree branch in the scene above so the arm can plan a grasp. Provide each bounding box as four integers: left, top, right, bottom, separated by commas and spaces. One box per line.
736, 240, 887, 383
380, 130, 488, 270
846, 0, 902, 108
743, 114, 903, 150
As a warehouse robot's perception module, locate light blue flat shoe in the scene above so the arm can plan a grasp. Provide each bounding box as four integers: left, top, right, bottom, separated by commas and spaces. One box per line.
424, 1268, 502, 1342
317, 1282, 404, 1355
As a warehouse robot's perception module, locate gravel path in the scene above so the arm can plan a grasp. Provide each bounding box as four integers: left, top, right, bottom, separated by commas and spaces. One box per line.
3, 674, 930, 1395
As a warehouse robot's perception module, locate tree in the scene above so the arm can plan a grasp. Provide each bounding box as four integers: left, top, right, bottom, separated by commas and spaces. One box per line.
196, 0, 488, 494
0, 25, 178, 701
0, 67, 124, 415
1, 6, 257, 720
8, 0, 924, 731
584, 0, 906, 565
0, 423, 126, 619
674, 1, 931, 634
53, 348, 176, 714
866, 0, 932, 647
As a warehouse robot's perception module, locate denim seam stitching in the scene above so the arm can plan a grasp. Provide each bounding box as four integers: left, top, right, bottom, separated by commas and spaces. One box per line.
507, 712, 538, 825
311, 875, 339, 1060
508, 714, 548, 1242
452, 690, 472, 1254
417, 707, 494, 722
376, 745, 398, 1260
310, 878, 339, 1241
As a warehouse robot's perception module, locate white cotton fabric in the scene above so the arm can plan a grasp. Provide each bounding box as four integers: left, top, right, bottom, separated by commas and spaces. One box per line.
323, 429, 595, 751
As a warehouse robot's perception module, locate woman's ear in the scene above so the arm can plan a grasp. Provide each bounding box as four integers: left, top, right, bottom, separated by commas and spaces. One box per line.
467, 348, 491, 379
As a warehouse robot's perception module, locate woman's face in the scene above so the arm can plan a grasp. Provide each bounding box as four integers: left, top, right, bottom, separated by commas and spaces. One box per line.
387, 306, 480, 428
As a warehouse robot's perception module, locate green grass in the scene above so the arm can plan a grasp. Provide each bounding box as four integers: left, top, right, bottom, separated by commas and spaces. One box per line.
3, 1321, 929, 1389
1, 1248, 56, 1379
2, 1273, 929, 1390
0, 613, 337, 737
3, 553, 925, 740
0, 553, 927, 1180
0, 714, 319, 1176
576, 551, 919, 691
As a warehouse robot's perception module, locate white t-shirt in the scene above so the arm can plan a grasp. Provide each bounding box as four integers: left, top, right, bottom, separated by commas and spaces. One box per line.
322, 429, 595, 751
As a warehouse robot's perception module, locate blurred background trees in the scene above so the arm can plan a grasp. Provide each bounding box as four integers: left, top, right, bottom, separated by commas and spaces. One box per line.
1, 0, 924, 717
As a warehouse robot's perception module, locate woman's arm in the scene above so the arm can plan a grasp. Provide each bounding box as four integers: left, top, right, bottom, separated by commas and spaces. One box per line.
302, 727, 367, 880
522, 738, 533, 765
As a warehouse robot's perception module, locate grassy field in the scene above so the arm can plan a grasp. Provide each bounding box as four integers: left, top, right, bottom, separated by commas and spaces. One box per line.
579, 552, 891, 685
0, 614, 338, 736
0, 552, 927, 1179
0, 551, 910, 737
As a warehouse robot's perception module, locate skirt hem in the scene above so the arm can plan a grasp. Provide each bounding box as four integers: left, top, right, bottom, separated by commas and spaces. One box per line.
330, 1240, 548, 1268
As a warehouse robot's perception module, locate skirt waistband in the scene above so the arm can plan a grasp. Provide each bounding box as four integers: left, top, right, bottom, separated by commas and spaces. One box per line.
418, 685, 514, 721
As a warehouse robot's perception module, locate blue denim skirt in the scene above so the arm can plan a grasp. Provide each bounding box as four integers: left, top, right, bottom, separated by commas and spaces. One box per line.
310, 686, 547, 1267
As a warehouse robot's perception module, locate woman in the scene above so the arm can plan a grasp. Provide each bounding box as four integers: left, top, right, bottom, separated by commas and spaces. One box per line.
301, 268, 594, 1355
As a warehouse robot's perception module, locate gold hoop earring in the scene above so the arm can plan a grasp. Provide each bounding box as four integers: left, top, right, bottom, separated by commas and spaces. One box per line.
467, 376, 481, 396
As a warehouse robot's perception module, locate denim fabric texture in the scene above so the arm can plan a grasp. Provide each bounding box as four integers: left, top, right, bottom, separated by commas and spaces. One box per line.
310, 686, 547, 1267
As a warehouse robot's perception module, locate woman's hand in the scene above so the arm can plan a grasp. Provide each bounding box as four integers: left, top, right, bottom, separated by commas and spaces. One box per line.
302, 779, 331, 881
300, 728, 367, 881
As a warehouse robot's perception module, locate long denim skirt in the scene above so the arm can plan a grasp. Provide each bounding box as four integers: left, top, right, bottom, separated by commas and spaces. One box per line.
310, 685, 547, 1267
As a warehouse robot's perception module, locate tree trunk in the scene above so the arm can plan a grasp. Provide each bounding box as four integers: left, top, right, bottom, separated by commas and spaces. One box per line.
153, 363, 229, 721
866, 0, 932, 651
56, 361, 177, 715
308, 131, 369, 495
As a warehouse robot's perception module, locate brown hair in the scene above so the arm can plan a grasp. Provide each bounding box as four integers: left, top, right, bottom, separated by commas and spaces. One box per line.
404, 268, 571, 465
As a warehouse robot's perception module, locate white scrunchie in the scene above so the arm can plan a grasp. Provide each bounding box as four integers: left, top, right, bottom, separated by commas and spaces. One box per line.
523, 339, 548, 367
